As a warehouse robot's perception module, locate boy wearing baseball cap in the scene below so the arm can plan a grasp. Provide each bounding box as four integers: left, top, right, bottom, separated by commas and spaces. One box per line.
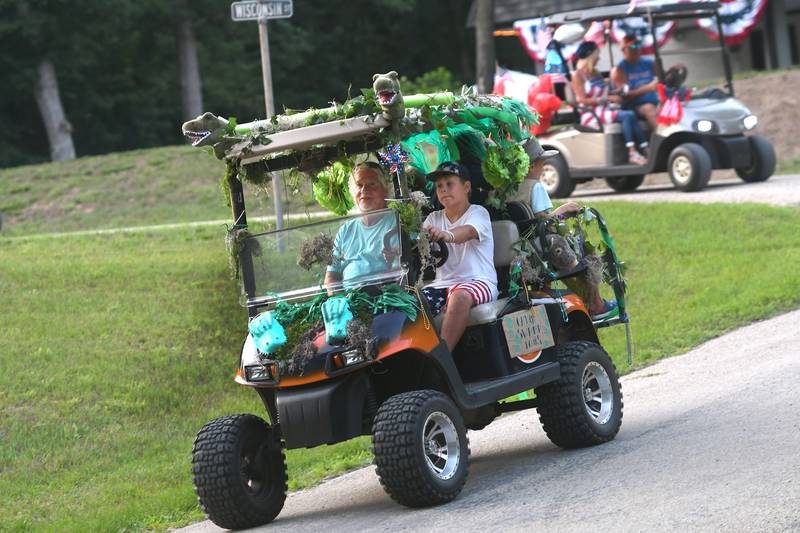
422, 162, 498, 351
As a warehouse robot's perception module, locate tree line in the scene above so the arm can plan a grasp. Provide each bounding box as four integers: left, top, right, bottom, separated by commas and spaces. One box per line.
0, 0, 484, 168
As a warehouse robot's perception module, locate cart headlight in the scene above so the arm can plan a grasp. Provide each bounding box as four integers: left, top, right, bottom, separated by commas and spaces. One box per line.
332, 348, 366, 369
695, 120, 716, 133
743, 115, 758, 130
342, 348, 365, 366
245, 364, 274, 382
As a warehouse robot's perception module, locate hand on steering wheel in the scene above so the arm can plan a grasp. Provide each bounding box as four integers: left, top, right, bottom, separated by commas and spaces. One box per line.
428, 239, 449, 268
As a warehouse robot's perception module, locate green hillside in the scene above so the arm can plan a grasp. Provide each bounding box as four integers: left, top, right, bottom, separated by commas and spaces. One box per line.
0, 145, 315, 237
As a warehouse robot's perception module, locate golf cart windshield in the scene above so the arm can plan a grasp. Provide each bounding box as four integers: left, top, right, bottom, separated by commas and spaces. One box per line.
240, 208, 405, 308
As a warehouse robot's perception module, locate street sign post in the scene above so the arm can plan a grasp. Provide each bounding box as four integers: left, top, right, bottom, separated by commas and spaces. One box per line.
231, 0, 293, 238
230, 0, 293, 21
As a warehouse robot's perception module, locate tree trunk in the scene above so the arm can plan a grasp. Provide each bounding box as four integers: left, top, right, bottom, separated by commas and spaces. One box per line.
176, 0, 203, 121
448, 0, 474, 82
474, 0, 496, 94
34, 59, 76, 162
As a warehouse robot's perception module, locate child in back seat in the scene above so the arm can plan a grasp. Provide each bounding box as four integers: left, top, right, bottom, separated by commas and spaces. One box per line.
524, 138, 618, 321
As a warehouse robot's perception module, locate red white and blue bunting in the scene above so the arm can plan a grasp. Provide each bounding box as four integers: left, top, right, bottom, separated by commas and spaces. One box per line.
610, 17, 677, 54
512, 0, 769, 61
513, 18, 606, 63
694, 0, 769, 46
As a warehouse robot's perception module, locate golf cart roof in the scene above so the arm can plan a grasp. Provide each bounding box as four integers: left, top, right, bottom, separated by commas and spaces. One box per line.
548, 1, 719, 24
234, 115, 390, 168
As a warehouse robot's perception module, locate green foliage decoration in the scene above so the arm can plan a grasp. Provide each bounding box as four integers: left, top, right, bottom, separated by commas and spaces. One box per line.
482, 144, 530, 189
313, 161, 354, 215
387, 200, 420, 234
266, 283, 418, 370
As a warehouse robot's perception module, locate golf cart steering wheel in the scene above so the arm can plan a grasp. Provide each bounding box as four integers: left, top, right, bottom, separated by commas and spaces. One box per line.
428, 239, 449, 268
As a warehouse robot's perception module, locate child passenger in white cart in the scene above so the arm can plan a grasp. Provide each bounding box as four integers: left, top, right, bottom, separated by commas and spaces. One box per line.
422, 162, 497, 352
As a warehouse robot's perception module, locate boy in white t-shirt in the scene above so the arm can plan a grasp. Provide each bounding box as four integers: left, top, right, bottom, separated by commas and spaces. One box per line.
422, 162, 498, 351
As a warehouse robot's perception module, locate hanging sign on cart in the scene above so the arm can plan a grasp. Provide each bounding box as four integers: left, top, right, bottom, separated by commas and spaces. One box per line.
231, 0, 293, 21
502, 306, 555, 359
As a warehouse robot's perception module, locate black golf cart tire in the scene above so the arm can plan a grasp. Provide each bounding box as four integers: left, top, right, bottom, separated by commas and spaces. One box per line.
192, 414, 287, 530
736, 135, 776, 183
372, 390, 470, 507
605, 175, 645, 192
536, 341, 623, 449
667, 143, 711, 192
541, 154, 576, 198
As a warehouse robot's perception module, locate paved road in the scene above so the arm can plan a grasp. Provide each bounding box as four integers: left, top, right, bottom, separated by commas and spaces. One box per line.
181, 309, 800, 533
572, 173, 800, 207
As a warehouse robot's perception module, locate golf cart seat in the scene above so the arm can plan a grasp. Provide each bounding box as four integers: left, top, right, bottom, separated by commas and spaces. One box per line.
432, 220, 519, 330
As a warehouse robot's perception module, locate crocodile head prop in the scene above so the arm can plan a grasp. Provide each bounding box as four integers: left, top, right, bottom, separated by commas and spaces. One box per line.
182, 112, 231, 147
372, 71, 405, 122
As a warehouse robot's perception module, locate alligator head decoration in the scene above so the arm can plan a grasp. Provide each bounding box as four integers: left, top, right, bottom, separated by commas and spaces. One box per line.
182, 112, 230, 147
372, 71, 405, 124
182, 112, 242, 158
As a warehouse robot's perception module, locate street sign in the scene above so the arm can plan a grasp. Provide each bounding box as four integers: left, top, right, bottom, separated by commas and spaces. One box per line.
231, 0, 293, 21
230, 0, 293, 239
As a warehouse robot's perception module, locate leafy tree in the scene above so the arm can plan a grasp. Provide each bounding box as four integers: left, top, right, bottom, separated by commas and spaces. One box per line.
400, 67, 465, 95
0, 0, 476, 167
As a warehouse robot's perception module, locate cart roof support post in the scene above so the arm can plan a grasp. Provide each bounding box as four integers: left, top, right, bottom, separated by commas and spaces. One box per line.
647, 10, 665, 81
229, 168, 259, 318
715, 12, 735, 97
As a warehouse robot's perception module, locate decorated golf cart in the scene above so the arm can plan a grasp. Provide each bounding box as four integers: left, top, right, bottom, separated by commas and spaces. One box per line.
183, 72, 632, 529
510, 1, 776, 197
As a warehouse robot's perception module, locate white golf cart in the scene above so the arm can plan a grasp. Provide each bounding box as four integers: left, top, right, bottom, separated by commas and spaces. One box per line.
535, 1, 776, 197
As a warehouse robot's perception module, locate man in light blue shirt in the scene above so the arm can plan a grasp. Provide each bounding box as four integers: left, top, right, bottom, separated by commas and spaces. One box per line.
324, 162, 400, 291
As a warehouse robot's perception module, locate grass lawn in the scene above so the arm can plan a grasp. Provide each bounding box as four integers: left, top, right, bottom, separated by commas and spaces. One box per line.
0, 145, 316, 237
2, 201, 799, 531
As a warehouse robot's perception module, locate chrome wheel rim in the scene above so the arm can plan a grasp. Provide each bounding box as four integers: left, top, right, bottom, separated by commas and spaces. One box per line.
582, 361, 614, 425
422, 411, 460, 480
540, 163, 559, 193
672, 155, 693, 185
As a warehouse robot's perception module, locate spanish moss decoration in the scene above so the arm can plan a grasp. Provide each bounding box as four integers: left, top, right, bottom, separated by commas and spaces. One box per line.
409, 190, 432, 212
345, 319, 376, 355
414, 230, 435, 287
297, 232, 337, 271
225, 227, 259, 280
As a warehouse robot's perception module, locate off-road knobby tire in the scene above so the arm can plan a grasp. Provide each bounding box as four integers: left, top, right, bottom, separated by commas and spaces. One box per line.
736, 134, 776, 183
192, 414, 287, 530
605, 175, 645, 192
372, 390, 469, 507
668, 142, 712, 192
542, 154, 576, 198
536, 341, 623, 449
